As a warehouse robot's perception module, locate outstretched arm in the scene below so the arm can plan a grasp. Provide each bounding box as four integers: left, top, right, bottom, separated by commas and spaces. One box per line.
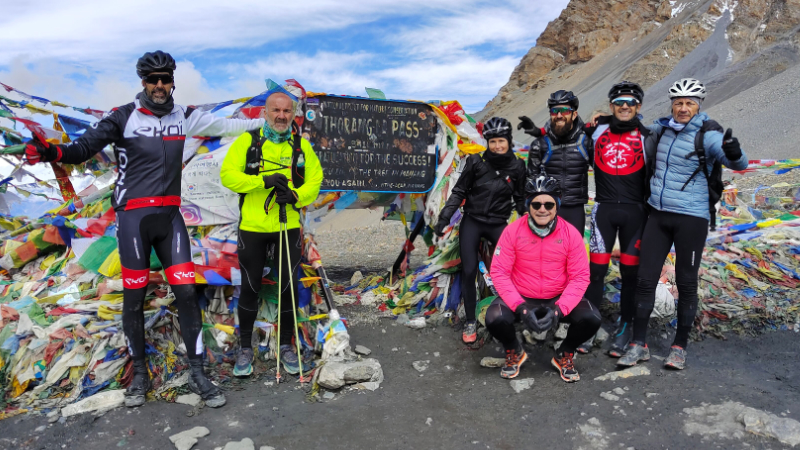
52, 108, 128, 164
185, 108, 265, 138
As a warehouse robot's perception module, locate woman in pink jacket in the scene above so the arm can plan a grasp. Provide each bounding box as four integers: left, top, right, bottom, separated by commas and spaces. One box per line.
487, 175, 601, 382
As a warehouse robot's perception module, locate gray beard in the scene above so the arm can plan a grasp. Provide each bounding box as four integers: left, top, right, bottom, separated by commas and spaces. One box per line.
148, 90, 168, 105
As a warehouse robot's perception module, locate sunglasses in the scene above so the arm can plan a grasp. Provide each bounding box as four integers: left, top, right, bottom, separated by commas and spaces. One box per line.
611, 98, 639, 107
143, 73, 174, 85
531, 201, 556, 211
549, 106, 574, 116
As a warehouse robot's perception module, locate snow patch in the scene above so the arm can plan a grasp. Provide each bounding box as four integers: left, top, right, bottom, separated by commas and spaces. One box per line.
670, 0, 687, 17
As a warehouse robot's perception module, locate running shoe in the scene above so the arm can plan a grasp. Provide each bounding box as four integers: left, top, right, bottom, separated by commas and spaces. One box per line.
188, 360, 226, 408
124, 360, 151, 408
280, 344, 301, 375
664, 345, 687, 370
233, 347, 254, 377
551, 351, 580, 382
617, 342, 650, 367
607, 321, 633, 358
499, 348, 528, 379
576, 335, 594, 354
462, 321, 478, 344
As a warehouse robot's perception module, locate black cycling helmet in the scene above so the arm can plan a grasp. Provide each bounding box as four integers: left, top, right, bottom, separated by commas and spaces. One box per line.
482, 117, 513, 144
608, 81, 644, 103
547, 90, 579, 110
525, 174, 561, 202
136, 51, 177, 78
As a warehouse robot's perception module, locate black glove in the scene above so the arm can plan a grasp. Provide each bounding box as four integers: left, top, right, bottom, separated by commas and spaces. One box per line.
520, 306, 547, 333
535, 306, 558, 331
275, 188, 297, 205
25, 139, 60, 164
433, 220, 447, 237
518, 116, 542, 138
721, 128, 742, 161
263, 173, 289, 190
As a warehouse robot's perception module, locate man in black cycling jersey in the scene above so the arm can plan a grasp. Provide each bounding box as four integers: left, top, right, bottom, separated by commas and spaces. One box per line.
25, 51, 265, 408
519, 90, 591, 234
580, 81, 649, 356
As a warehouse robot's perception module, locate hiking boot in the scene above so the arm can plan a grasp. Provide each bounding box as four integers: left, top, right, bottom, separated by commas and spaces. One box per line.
617, 342, 650, 367
187, 359, 226, 408
462, 321, 478, 344
551, 351, 580, 382
280, 344, 301, 375
124, 360, 151, 408
499, 348, 528, 379
576, 335, 595, 354
607, 321, 633, 358
233, 347, 254, 377
664, 345, 687, 370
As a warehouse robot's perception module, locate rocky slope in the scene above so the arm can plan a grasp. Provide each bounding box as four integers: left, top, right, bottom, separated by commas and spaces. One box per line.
478, 0, 800, 158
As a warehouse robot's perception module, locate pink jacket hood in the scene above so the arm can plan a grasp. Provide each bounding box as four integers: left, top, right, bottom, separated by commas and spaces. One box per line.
489, 215, 589, 315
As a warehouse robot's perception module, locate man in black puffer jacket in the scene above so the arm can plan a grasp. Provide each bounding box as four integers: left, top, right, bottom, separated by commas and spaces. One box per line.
434, 117, 526, 344
519, 90, 591, 234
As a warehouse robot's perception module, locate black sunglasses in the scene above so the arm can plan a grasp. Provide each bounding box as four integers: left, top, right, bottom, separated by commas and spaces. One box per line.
143, 73, 174, 85
611, 98, 639, 107
531, 201, 556, 211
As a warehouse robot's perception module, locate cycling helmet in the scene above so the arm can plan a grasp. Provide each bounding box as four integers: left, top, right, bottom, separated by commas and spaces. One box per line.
482, 117, 513, 143
668, 78, 706, 99
525, 174, 561, 201
547, 90, 579, 110
136, 51, 177, 78
608, 81, 644, 102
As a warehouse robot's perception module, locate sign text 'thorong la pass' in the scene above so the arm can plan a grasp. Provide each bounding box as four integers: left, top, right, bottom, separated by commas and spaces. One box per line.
302, 95, 438, 193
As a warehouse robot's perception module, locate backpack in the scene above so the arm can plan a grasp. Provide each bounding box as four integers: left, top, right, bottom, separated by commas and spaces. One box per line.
239, 121, 306, 212
657, 120, 724, 231
540, 135, 590, 165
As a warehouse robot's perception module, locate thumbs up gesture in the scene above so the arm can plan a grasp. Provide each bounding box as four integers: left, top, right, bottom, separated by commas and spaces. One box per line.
721, 128, 742, 160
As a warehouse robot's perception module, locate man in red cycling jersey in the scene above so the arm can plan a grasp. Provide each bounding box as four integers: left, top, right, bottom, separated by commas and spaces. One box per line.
25, 51, 265, 408
486, 175, 600, 382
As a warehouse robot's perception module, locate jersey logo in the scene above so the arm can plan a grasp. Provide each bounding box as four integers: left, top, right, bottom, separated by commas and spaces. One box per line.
594, 130, 644, 175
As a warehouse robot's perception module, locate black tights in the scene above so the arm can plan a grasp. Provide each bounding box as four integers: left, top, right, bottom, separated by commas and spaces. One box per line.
237, 228, 302, 349
485, 296, 601, 354
458, 215, 506, 321
633, 210, 708, 348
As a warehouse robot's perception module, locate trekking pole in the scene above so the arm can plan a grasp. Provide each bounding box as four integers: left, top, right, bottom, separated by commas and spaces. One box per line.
280, 203, 306, 384
275, 203, 284, 384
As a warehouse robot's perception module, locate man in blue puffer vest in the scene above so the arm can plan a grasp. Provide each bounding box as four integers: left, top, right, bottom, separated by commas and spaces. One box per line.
617, 78, 748, 371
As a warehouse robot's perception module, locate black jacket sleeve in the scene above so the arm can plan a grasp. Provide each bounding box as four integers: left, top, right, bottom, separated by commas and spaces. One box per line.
513, 160, 527, 216
56, 106, 129, 164
437, 155, 476, 227
526, 137, 544, 176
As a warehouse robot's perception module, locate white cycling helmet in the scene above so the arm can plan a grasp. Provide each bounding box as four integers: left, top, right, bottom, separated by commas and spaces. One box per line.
668, 78, 707, 100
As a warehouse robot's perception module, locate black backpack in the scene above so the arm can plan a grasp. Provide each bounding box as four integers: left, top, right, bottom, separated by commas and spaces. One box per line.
239, 121, 306, 212
657, 120, 724, 231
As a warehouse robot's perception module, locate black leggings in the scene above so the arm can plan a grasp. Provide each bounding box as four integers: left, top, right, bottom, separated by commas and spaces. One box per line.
459, 215, 506, 321
558, 204, 586, 235
485, 296, 601, 354
586, 203, 647, 322
116, 206, 203, 361
633, 209, 708, 348
237, 228, 302, 349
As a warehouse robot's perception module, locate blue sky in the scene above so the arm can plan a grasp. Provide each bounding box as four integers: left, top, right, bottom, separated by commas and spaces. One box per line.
0, 0, 569, 114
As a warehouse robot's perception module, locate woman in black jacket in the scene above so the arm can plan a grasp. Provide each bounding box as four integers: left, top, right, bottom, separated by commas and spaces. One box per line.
434, 117, 526, 344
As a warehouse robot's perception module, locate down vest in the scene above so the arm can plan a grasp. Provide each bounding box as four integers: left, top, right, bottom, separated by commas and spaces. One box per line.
527, 118, 591, 206
646, 112, 748, 221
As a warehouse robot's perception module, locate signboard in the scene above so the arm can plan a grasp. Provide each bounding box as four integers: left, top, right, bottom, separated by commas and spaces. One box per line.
180, 146, 240, 225
302, 96, 438, 193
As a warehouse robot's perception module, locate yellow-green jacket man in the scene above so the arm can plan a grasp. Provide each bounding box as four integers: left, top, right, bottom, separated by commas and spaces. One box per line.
220, 89, 323, 377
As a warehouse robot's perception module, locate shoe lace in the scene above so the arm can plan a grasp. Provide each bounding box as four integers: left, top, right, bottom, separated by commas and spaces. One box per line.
505, 349, 518, 366
560, 353, 575, 371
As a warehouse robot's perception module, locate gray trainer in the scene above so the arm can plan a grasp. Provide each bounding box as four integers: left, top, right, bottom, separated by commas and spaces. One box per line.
664, 346, 687, 370
617, 343, 650, 367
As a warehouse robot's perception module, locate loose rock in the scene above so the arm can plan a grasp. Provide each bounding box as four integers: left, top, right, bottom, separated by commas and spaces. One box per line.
223, 438, 255, 450
510, 378, 535, 393
406, 317, 426, 329
600, 392, 620, 402
169, 426, 210, 450
175, 393, 202, 407
480, 357, 506, 368
412, 360, 429, 372
612, 387, 626, 396
426, 417, 433, 426
684, 401, 800, 447
317, 356, 384, 390
354, 345, 372, 356
323, 392, 335, 400
62, 390, 125, 417
593, 365, 651, 381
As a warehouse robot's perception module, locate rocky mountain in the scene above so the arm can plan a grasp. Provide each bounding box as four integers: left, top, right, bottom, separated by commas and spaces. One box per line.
478, 0, 800, 159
